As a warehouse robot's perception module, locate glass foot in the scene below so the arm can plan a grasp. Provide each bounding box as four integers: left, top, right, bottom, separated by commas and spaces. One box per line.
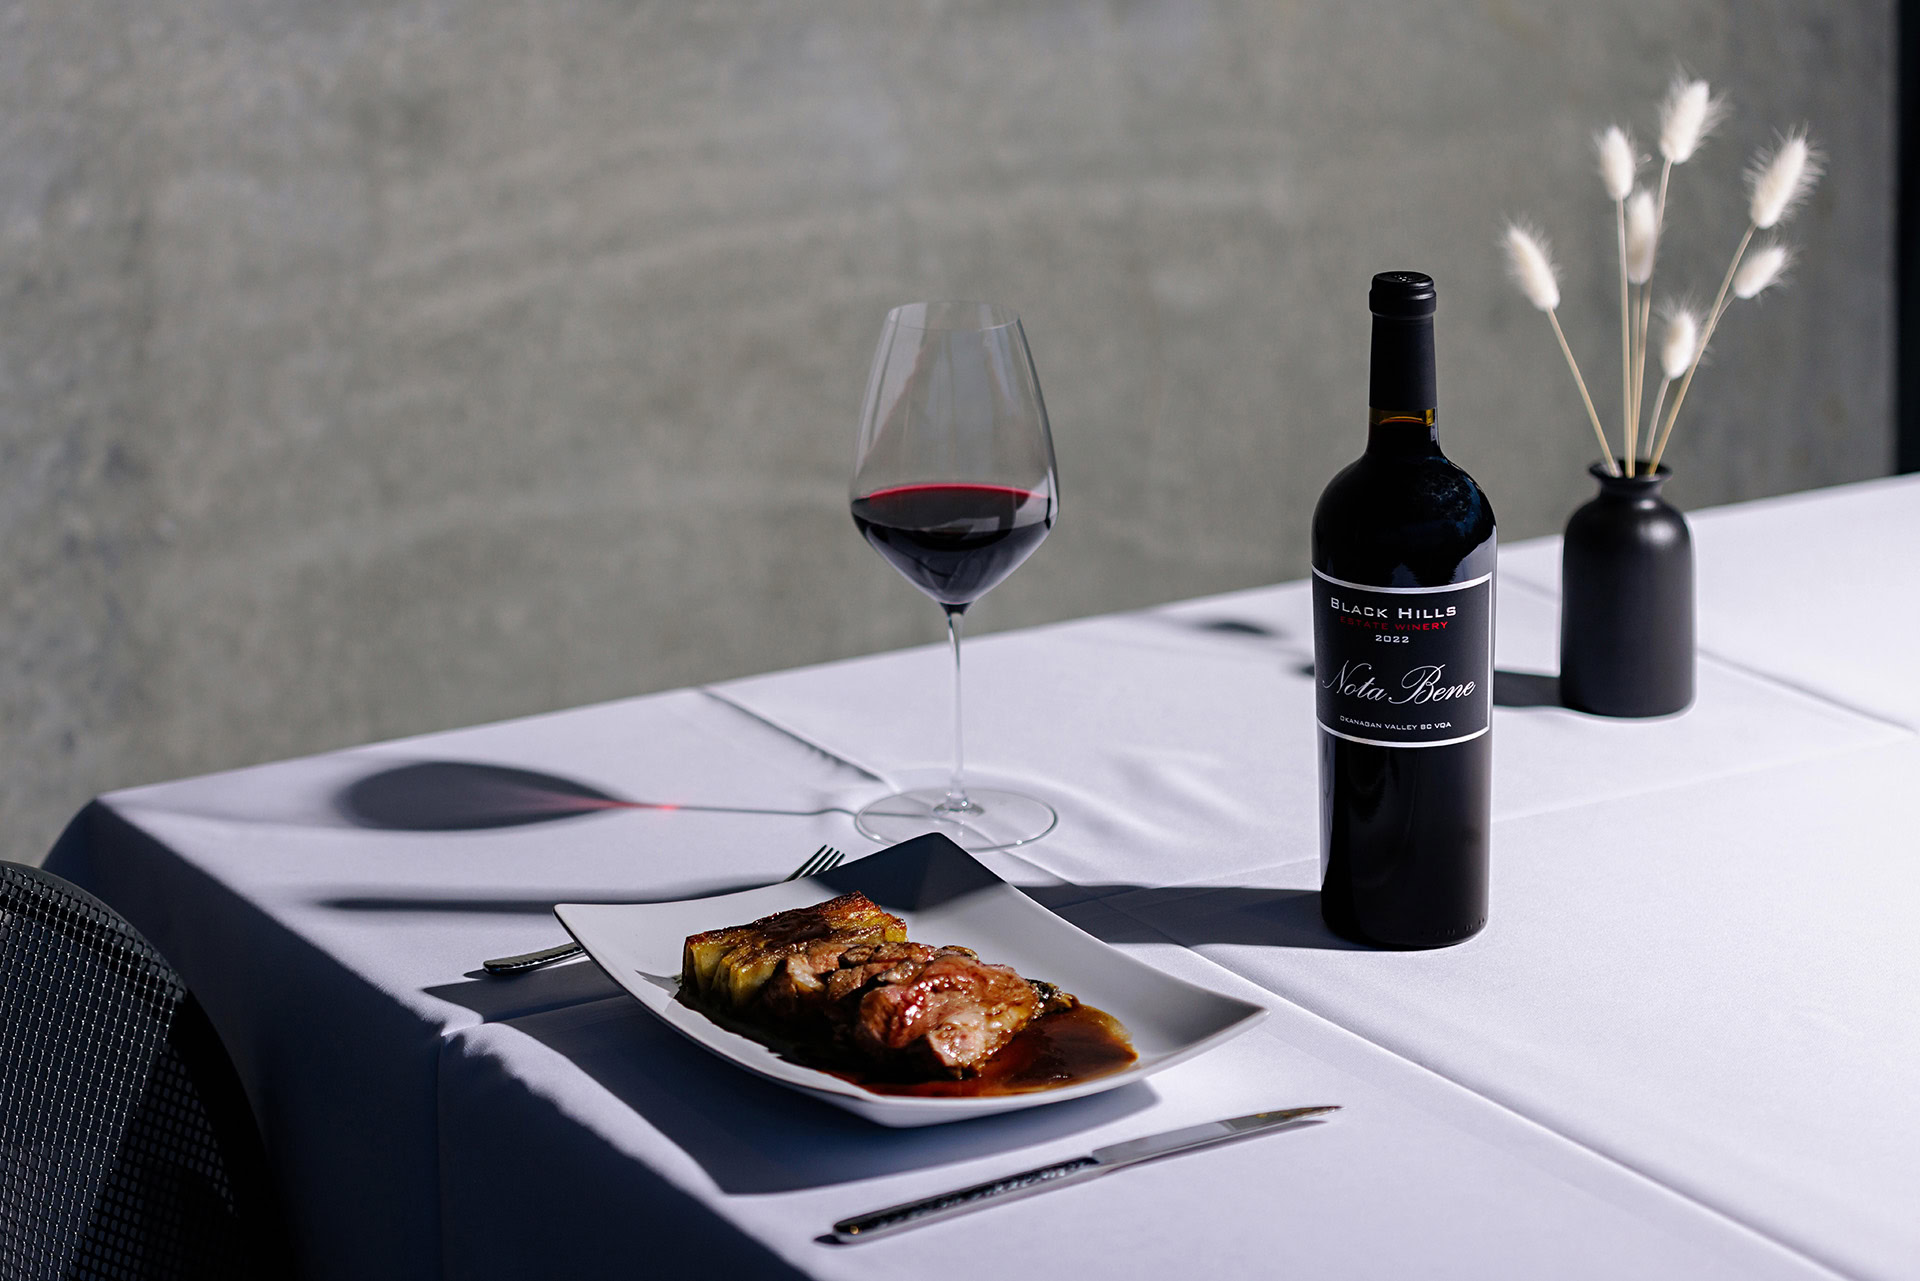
854, 787, 1058, 852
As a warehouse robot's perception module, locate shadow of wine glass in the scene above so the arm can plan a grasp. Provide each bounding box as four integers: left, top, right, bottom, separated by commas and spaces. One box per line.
334, 760, 858, 832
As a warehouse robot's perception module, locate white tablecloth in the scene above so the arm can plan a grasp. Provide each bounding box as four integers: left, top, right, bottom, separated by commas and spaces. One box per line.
45, 474, 1920, 1280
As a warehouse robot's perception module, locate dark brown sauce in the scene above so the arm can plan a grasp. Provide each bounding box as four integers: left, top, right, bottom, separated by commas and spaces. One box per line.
843, 1003, 1137, 1097
683, 975, 1128, 1098
679, 986, 1138, 1098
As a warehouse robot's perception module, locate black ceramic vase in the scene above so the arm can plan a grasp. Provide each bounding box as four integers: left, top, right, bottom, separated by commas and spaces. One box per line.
1560, 462, 1694, 718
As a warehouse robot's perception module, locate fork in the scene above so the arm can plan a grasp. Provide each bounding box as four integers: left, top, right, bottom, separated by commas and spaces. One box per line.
480, 844, 847, 975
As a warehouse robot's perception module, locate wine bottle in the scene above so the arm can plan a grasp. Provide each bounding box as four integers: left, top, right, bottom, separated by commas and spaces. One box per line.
1311, 271, 1497, 948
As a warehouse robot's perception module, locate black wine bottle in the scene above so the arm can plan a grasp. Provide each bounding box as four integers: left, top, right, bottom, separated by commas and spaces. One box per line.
1311, 271, 1496, 948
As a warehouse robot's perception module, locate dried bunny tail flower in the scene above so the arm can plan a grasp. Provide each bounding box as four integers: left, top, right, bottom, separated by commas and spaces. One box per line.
1748, 131, 1823, 229
1505, 221, 1613, 472
1658, 77, 1727, 164
1658, 304, 1702, 380
1625, 189, 1659, 283
1733, 241, 1794, 299
1644, 301, 1705, 473
1503, 223, 1560, 311
1596, 125, 1637, 201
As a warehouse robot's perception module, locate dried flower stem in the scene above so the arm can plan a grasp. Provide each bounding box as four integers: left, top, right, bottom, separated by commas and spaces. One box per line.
1633, 160, 1673, 448
1615, 198, 1635, 473
1643, 377, 1673, 458
1649, 222, 1755, 472
1545, 309, 1618, 474
1633, 284, 1652, 456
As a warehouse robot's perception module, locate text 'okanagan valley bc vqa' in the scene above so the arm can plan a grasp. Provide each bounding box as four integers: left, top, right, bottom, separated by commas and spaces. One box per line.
1311, 271, 1496, 948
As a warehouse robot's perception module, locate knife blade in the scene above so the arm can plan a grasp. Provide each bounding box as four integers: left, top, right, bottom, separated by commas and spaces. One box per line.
828, 1105, 1339, 1244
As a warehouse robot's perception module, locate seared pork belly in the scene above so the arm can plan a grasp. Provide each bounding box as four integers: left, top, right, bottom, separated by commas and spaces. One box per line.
680, 895, 1079, 1079
758, 939, 937, 1023
681, 892, 907, 1010
852, 946, 1044, 1073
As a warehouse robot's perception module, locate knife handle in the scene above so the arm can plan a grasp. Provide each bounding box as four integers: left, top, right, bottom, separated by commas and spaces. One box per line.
830, 1156, 1102, 1243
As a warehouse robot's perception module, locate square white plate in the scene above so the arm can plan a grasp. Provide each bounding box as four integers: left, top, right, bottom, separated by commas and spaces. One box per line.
555, 833, 1269, 1127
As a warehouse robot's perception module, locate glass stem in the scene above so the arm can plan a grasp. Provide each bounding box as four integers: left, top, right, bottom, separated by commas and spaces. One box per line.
943, 607, 971, 812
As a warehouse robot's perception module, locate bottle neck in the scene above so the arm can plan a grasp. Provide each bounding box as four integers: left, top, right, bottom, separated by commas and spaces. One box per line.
1369, 313, 1435, 402
1367, 313, 1438, 455
1367, 407, 1440, 455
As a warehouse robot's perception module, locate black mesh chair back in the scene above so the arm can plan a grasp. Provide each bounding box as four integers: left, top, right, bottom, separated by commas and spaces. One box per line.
0, 862, 289, 1280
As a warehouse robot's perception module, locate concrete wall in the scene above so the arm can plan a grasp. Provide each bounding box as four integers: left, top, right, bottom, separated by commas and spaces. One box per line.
2, 0, 1894, 861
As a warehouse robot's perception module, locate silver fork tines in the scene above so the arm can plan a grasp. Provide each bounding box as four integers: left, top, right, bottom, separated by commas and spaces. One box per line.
787, 844, 846, 882
481, 845, 845, 976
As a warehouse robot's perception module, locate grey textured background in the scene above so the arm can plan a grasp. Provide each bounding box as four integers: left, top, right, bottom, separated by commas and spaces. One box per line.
1, 0, 1895, 861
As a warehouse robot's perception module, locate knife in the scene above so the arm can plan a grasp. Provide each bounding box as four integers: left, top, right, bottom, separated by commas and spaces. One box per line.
828, 1105, 1339, 1244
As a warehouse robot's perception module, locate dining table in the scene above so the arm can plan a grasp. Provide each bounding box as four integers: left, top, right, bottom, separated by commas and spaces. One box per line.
43, 471, 1920, 1281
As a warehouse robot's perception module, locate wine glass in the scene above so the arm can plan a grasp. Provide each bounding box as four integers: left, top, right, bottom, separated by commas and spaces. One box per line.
849, 301, 1060, 851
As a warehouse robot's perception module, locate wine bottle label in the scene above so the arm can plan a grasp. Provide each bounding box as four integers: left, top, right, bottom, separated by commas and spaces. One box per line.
1311, 569, 1493, 748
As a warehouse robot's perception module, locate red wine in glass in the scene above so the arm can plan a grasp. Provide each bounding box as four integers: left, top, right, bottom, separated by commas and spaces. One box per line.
849, 301, 1060, 851
850, 483, 1054, 610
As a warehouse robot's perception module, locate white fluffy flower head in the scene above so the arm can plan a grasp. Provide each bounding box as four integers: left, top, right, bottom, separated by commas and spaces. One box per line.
1659, 78, 1727, 164
1659, 306, 1702, 380
1625, 189, 1659, 283
1733, 242, 1793, 299
1596, 125, 1636, 202
1503, 224, 1560, 311
1748, 133, 1822, 229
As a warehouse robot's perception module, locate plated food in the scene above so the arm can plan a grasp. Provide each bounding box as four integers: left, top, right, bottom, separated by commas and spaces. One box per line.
679, 891, 1135, 1095
555, 832, 1268, 1126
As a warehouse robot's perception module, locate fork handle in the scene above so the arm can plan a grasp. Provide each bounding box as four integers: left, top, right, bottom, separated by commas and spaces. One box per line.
483, 941, 585, 975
